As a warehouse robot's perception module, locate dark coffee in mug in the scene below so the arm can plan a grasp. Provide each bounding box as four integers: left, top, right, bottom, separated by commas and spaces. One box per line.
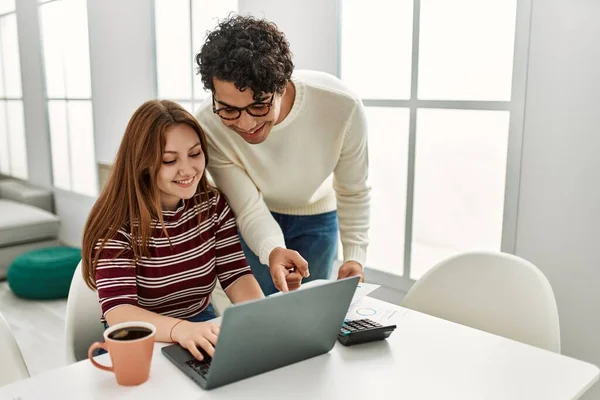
89, 321, 156, 386
108, 326, 153, 341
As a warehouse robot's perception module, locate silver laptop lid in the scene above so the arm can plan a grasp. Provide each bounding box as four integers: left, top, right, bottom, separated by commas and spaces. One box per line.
205, 276, 360, 389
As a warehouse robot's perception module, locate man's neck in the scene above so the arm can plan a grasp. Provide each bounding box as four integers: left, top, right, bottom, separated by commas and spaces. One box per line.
275, 80, 296, 125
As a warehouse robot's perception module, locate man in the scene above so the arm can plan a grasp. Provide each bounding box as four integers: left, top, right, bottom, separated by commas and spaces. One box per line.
195, 15, 370, 295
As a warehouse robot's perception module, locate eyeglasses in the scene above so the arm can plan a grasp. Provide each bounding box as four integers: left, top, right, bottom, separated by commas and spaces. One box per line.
212, 93, 275, 120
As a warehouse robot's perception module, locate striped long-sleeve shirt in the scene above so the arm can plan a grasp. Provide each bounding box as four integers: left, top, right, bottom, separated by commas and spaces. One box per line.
95, 191, 252, 322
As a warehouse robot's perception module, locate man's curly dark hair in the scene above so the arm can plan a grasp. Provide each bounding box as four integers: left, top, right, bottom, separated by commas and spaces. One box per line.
196, 15, 294, 100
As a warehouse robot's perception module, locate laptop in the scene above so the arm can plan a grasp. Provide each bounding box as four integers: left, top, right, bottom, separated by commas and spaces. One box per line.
161, 275, 359, 390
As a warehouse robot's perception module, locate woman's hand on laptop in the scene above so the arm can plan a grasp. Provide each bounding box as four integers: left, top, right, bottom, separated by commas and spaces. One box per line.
171, 321, 220, 361
268, 247, 309, 292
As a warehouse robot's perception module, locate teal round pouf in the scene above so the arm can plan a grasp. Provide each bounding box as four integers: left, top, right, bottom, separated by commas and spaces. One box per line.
7, 247, 81, 300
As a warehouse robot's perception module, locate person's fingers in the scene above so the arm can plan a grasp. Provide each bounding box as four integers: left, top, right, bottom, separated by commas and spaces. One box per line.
337, 267, 348, 279
196, 337, 216, 358
185, 341, 204, 361
205, 331, 219, 346
209, 323, 220, 336
290, 251, 310, 278
286, 271, 302, 282
272, 266, 289, 292
286, 271, 303, 290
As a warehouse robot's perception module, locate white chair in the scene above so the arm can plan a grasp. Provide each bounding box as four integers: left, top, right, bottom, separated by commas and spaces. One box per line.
64, 261, 105, 363
401, 251, 561, 353
0, 312, 29, 386
211, 280, 231, 316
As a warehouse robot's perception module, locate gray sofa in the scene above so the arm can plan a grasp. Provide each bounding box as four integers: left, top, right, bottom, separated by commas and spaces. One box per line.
0, 179, 60, 280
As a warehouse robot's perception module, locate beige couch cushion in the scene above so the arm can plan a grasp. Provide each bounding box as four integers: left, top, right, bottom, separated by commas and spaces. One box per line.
0, 199, 60, 247
0, 180, 54, 212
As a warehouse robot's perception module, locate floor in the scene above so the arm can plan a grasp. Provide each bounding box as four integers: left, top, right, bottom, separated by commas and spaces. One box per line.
0, 281, 67, 376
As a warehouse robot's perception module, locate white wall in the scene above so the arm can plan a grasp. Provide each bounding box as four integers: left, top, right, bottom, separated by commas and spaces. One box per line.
87, 0, 156, 165
238, 0, 339, 76
516, 0, 600, 398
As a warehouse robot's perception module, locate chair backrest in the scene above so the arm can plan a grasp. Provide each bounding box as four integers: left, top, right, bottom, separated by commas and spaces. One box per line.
401, 251, 561, 353
0, 312, 29, 386
210, 279, 230, 317
64, 261, 105, 363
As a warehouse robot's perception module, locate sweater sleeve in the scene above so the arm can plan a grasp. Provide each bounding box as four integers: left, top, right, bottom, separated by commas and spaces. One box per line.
333, 99, 371, 266
95, 229, 139, 318
206, 138, 286, 266
213, 192, 255, 289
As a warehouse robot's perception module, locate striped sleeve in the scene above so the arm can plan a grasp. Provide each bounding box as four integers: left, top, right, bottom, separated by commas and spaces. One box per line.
94, 229, 138, 318
214, 192, 253, 291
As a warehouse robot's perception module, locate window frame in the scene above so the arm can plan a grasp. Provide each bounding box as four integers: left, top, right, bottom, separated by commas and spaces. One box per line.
38, 0, 97, 196
0, 5, 27, 179
337, 0, 532, 288
151, 0, 238, 113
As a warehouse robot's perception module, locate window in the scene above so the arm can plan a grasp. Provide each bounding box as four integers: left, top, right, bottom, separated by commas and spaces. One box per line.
341, 0, 518, 280
0, 0, 28, 179
154, 0, 237, 114
39, 0, 97, 196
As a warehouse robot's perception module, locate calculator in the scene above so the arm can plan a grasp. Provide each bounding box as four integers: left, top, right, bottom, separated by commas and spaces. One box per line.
337, 318, 396, 346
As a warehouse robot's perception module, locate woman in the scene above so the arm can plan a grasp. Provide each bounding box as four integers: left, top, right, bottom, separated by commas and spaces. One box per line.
82, 99, 263, 361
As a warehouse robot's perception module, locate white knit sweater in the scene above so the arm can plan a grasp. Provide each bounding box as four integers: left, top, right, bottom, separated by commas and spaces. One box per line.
196, 70, 371, 266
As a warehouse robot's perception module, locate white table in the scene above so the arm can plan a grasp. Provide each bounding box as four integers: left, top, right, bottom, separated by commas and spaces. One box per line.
1, 298, 598, 400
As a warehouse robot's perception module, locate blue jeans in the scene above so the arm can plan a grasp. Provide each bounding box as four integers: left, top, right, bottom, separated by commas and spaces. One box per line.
185, 303, 217, 322
240, 210, 339, 296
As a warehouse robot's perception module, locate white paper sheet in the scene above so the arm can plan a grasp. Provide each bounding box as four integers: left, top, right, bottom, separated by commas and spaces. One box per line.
280, 279, 380, 305
349, 282, 380, 306
345, 296, 402, 324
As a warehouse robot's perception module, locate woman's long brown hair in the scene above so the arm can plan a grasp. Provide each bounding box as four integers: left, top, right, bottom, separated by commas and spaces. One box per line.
82, 100, 212, 290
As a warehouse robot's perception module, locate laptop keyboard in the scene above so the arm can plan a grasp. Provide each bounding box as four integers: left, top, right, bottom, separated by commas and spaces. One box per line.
185, 356, 212, 378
